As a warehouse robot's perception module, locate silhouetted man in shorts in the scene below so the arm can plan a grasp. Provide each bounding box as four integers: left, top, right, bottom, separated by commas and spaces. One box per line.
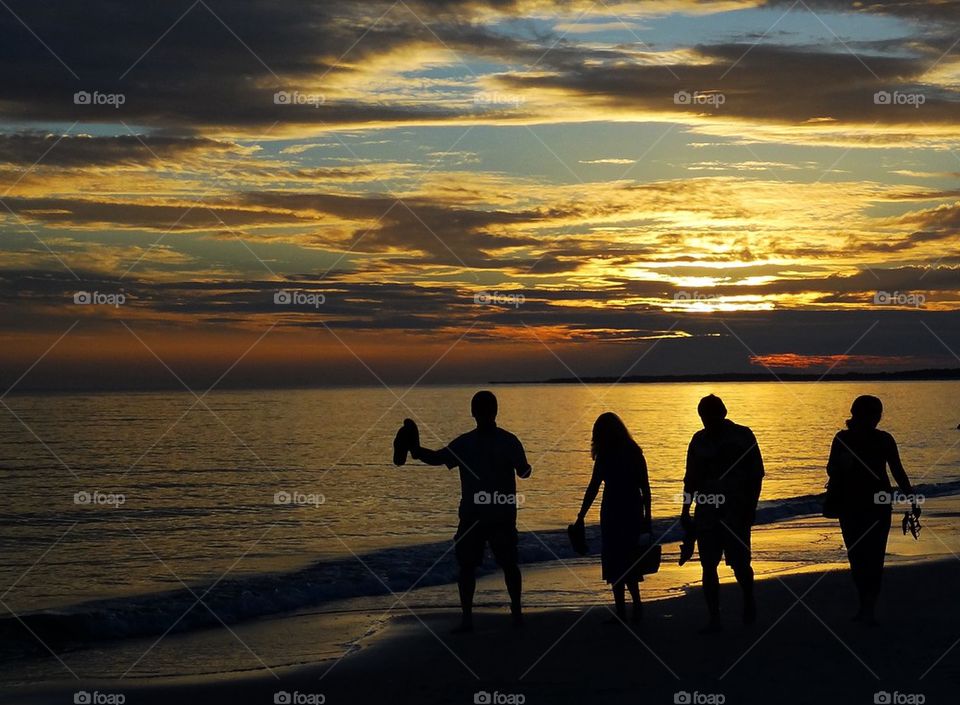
404, 391, 531, 632
681, 394, 764, 632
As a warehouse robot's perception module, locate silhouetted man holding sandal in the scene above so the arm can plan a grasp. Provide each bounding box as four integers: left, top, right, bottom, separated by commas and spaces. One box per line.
681, 394, 764, 633
393, 390, 531, 632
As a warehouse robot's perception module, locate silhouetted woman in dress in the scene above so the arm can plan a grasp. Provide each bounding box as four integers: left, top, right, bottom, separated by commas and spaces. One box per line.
826, 395, 920, 624
575, 412, 652, 623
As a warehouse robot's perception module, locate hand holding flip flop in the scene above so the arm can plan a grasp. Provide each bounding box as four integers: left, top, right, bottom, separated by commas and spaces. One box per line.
392, 418, 420, 466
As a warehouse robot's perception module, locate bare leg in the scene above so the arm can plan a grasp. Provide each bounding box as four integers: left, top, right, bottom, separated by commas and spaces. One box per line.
733, 564, 756, 624
502, 563, 523, 626
627, 580, 643, 622
604, 581, 627, 623
613, 581, 627, 619
455, 566, 476, 632
700, 563, 722, 633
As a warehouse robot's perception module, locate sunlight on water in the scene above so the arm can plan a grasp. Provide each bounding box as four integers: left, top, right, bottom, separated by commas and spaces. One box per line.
1, 381, 958, 612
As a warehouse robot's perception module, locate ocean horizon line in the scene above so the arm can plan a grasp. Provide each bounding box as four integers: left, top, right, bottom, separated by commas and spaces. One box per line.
499, 367, 960, 385
5, 367, 960, 396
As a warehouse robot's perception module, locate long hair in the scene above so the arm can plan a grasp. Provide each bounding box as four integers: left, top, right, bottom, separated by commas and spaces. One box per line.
591, 412, 640, 460
846, 394, 883, 431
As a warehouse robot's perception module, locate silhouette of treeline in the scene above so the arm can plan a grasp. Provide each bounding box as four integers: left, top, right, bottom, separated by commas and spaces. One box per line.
501, 367, 960, 385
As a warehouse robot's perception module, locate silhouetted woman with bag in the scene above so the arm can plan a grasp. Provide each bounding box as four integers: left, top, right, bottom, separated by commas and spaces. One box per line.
825, 395, 920, 625
575, 412, 652, 623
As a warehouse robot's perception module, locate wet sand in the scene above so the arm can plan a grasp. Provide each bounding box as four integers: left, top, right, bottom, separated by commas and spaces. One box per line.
8, 558, 960, 705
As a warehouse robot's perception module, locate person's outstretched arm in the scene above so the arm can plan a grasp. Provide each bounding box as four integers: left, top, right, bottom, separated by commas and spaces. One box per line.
396, 419, 449, 467
577, 462, 602, 523
410, 446, 448, 466
887, 435, 920, 515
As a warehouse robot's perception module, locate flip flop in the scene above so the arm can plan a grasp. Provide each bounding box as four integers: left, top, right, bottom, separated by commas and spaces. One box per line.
567, 521, 588, 555
392, 418, 419, 466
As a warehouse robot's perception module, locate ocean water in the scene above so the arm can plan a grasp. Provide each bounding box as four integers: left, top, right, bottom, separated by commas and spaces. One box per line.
1, 381, 959, 655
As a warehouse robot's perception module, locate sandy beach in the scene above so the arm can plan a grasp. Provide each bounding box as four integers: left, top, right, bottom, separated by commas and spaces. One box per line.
7, 555, 959, 705
6, 496, 960, 705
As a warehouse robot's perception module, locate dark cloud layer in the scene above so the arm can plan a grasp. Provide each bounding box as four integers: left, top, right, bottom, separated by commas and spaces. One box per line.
0, 133, 237, 166
3, 265, 959, 329
3, 267, 959, 389
2, 0, 959, 132
499, 42, 960, 126
0, 0, 483, 130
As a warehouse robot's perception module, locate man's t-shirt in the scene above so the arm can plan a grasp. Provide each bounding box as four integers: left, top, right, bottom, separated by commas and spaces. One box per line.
438, 426, 530, 522
684, 419, 764, 528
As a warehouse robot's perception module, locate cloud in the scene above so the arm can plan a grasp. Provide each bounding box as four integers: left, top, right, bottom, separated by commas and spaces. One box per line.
2, 0, 958, 140
0, 133, 240, 166
4, 172, 955, 278
0, 1, 479, 133
0, 196, 312, 230
579, 158, 637, 165
494, 42, 960, 132
749, 352, 921, 369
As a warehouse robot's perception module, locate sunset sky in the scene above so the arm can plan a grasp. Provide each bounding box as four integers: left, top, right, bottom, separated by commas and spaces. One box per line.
2, 0, 960, 389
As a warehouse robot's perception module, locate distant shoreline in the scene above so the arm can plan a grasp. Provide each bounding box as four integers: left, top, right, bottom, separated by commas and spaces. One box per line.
493, 367, 960, 385
6, 368, 960, 395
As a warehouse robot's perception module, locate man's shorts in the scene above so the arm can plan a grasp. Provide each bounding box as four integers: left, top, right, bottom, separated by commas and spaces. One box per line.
454, 519, 519, 568
697, 520, 752, 570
